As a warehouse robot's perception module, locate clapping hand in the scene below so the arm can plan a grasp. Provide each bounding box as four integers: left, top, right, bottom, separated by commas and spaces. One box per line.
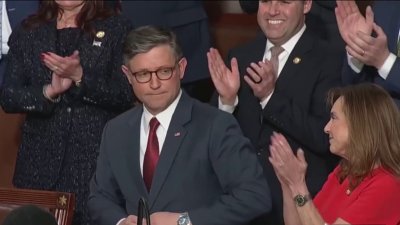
207, 48, 240, 105
42, 50, 83, 82
268, 132, 307, 189
244, 60, 276, 101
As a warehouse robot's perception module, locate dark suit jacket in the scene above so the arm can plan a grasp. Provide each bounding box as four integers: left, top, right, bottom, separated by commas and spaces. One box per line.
0, 1, 38, 85
88, 92, 271, 225
342, 0, 400, 107
120, 1, 211, 83
223, 29, 343, 225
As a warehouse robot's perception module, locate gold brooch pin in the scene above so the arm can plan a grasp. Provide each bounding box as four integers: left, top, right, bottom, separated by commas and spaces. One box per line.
293, 57, 301, 64
96, 31, 105, 39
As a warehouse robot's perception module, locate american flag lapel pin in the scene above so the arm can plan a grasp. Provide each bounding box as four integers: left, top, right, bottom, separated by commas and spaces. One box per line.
92, 31, 105, 47
174, 132, 181, 137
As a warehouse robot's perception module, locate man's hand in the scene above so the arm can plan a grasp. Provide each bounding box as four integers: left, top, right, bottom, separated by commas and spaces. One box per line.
346, 22, 391, 69
120, 215, 139, 225
244, 60, 276, 101
335, 1, 374, 45
150, 212, 181, 225
207, 48, 240, 105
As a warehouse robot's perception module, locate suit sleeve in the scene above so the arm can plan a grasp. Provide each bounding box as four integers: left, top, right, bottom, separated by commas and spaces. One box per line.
384, 58, 400, 91
88, 122, 128, 225
0, 27, 57, 114
189, 113, 272, 225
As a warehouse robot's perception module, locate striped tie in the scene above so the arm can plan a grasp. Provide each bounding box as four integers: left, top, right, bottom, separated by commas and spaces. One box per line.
270, 46, 284, 76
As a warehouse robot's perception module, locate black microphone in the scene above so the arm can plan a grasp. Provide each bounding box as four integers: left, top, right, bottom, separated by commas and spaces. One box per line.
137, 197, 151, 225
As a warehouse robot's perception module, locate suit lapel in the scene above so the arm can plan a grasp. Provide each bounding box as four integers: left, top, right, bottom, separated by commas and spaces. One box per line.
78, 20, 108, 70
124, 106, 148, 200
148, 92, 191, 207
242, 34, 266, 69
239, 35, 266, 146
275, 30, 314, 89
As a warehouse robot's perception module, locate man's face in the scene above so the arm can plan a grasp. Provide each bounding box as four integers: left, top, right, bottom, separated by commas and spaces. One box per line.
122, 45, 187, 115
257, 0, 312, 46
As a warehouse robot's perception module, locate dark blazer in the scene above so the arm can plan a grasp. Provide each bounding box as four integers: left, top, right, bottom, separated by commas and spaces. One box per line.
342, 0, 400, 107
0, 1, 38, 85
120, 1, 211, 83
0, 15, 134, 225
224, 29, 343, 225
88, 92, 271, 225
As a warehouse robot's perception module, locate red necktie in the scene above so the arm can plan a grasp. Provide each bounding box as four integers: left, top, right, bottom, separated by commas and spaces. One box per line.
143, 117, 160, 192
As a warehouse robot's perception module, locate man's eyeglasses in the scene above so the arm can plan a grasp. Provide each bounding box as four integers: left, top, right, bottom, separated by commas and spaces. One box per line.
130, 62, 178, 83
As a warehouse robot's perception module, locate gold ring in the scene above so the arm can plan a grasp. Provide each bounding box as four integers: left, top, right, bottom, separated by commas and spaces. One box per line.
361, 50, 365, 56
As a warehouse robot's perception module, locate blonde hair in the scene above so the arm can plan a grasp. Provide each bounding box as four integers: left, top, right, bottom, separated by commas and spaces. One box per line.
327, 83, 400, 190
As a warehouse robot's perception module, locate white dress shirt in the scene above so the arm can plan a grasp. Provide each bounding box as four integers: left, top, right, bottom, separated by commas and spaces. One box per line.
139, 90, 182, 175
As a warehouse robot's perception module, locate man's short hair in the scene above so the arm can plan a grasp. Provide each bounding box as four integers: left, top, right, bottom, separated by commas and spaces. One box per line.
123, 25, 183, 65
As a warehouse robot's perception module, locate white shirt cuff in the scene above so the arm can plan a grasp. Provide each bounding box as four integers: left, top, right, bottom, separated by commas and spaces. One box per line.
347, 52, 364, 73
116, 218, 125, 225
378, 53, 397, 80
218, 96, 238, 114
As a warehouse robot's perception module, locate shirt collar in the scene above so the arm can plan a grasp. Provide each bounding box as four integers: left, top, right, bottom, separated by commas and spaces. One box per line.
142, 90, 182, 132
265, 24, 306, 56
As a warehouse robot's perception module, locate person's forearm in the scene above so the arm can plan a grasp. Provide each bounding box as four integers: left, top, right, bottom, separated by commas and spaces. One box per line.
288, 182, 325, 225
282, 184, 302, 225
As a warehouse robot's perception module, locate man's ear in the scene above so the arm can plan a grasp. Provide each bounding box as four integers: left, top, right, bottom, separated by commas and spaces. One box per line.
121, 65, 133, 85
303, 0, 312, 14
178, 57, 187, 80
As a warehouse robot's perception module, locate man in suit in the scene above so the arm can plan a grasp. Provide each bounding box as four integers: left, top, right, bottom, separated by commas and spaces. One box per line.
208, 1, 342, 224
88, 25, 271, 225
120, 1, 213, 102
0, 0, 38, 86
336, 0, 400, 107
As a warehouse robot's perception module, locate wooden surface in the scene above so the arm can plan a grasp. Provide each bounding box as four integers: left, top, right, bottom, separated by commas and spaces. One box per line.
0, 109, 24, 188
0, 187, 75, 225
